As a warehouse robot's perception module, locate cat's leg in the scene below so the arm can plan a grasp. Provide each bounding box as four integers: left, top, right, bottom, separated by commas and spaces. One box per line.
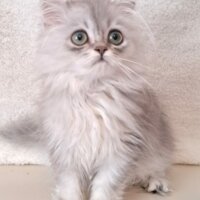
130, 155, 171, 195
52, 169, 86, 200
139, 170, 170, 195
90, 157, 129, 200
146, 177, 169, 194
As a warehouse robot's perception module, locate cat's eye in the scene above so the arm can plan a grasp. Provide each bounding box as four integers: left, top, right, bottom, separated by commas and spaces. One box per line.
71, 30, 88, 46
108, 30, 123, 46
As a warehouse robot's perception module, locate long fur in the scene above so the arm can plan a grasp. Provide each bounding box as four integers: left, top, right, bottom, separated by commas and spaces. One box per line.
35, 0, 174, 199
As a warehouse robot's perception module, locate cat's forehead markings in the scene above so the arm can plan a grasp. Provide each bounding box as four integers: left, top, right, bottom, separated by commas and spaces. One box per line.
90, 10, 107, 36
96, 34, 102, 42
83, 21, 89, 29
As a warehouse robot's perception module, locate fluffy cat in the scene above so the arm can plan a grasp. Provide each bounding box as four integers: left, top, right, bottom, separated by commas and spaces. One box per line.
36, 0, 174, 199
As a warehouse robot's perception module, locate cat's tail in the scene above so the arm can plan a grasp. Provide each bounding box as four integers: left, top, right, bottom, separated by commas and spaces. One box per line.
0, 115, 42, 148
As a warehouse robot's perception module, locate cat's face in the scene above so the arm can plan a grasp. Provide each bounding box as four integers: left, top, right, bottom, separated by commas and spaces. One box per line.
39, 0, 151, 82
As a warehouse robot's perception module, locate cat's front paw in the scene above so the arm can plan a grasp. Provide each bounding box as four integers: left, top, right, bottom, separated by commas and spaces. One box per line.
143, 178, 171, 195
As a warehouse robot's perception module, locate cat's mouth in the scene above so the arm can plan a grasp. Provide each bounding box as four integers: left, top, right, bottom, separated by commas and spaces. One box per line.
95, 60, 108, 67
94, 56, 108, 65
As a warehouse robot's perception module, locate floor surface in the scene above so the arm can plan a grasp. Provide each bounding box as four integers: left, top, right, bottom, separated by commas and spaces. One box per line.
0, 165, 199, 200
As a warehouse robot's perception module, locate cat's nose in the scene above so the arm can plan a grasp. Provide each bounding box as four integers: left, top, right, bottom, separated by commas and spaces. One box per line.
95, 45, 108, 56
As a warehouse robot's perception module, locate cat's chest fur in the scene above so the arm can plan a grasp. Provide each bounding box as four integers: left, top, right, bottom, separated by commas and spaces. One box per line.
43, 78, 143, 171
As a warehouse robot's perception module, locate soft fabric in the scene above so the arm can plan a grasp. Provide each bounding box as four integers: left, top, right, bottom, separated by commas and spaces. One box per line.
0, 0, 199, 165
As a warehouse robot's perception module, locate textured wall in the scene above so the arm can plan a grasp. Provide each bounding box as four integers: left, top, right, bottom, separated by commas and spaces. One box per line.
139, 0, 200, 164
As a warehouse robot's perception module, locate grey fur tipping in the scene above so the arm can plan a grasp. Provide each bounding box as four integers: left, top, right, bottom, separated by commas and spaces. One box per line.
1, 116, 41, 146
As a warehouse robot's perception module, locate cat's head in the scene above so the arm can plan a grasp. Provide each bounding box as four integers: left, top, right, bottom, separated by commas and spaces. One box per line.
38, 0, 153, 83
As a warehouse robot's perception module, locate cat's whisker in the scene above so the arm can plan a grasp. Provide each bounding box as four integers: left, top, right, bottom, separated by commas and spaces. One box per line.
112, 59, 153, 88
110, 59, 133, 79
114, 55, 152, 70
120, 63, 153, 88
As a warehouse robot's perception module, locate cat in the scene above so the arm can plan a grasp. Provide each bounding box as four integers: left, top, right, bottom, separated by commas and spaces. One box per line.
35, 0, 174, 199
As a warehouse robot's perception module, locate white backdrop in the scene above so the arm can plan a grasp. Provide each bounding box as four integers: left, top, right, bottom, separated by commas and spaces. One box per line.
0, 0, 200, 165
139, 0, 200, 164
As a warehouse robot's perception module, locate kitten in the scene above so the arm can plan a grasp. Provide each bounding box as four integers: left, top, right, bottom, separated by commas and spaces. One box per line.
36, 0, 174, 199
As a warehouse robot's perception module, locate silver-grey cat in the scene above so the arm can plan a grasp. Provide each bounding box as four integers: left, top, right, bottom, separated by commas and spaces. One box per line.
36, 0, 174, 199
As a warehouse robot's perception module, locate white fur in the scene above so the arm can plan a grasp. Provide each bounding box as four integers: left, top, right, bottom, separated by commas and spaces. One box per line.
36, 0, 173, 199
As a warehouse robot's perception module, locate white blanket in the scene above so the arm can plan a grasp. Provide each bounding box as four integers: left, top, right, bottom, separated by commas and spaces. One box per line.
0, 0, 200, 165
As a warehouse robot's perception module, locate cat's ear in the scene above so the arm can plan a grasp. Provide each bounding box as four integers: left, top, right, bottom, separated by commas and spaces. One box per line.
112, 0, 136, 9
42, 0, 67, 28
